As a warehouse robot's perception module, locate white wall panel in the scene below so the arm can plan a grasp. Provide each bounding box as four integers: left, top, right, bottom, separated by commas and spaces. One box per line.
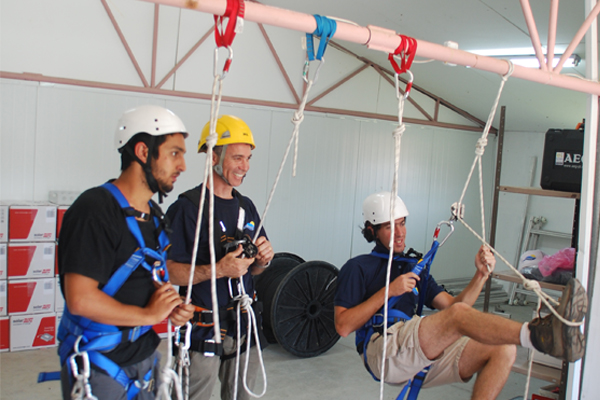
0, 0, 141, 85
0, 80, 38, 200
0, 78, 496, 279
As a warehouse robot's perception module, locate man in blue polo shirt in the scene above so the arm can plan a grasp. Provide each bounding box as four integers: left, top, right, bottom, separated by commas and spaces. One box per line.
335, 191, 587, 400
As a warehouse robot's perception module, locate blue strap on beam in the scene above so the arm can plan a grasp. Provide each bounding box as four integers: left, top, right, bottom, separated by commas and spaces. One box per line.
306, 14, 337, 61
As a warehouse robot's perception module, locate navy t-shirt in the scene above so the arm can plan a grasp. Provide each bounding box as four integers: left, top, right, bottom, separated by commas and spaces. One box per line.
335, 243, 445, 319
166, 185, 267, 340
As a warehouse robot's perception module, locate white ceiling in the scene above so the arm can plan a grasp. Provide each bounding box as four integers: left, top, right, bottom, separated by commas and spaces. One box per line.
260, 0, 596, 132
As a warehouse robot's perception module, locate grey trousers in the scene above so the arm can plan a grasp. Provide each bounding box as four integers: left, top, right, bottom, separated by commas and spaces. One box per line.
188, 335, 261, 400
61, 350, 162, 400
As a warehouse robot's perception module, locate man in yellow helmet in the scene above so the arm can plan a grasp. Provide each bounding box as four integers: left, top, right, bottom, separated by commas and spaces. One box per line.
166, 115, 274, 400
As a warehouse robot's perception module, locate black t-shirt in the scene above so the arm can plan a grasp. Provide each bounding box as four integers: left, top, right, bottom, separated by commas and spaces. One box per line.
59, 186, 161, 366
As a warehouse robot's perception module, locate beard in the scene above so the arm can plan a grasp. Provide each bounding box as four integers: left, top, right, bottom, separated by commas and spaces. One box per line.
151, 164, 175, 194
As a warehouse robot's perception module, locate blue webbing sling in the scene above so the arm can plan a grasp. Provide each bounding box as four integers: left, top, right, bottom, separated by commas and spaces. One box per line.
54, 182, 170, 399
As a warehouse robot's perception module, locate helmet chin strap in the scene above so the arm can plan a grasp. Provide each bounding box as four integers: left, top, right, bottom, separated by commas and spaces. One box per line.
213, 144, 232, 186
124, 140, 167, 203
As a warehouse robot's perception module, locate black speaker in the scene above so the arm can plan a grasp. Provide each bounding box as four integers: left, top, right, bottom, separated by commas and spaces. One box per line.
540, 129, 584, 193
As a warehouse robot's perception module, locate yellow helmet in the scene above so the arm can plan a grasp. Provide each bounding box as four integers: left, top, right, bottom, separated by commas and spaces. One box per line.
198, 115, 255, 153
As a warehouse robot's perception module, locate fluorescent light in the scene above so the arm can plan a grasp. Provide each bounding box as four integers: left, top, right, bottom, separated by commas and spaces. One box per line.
509, 54, 581, 68
468, 48, 581, 68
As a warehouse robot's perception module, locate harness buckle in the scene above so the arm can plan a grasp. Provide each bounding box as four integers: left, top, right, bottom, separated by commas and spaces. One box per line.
203, 339, 217, 357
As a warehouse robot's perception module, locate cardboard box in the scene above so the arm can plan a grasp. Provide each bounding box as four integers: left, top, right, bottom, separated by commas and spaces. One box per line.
152, 318, 175, 339
55, 276, 64, 313
8, 204, 57, 242
0, 281, 6, 317
7, 242, 55, 279
0, 316, 9, 352
8, 278, 55, 315
10, 313, 56, 351
0, 243, 6, 279
0, 205, 8, 242
56, 206, 68, 240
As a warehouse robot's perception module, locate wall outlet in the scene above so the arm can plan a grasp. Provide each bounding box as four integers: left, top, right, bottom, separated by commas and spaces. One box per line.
48, 191, 79, 205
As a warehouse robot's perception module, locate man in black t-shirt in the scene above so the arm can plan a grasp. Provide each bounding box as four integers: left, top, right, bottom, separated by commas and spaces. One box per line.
58, 105, 194, 400
167, 115, 274, 400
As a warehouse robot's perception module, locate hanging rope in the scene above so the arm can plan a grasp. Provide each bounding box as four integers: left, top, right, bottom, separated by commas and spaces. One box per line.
450, 59, 583, 400
166, 2, 246, 398
452, 60, 582, 327
378, 34, 417, 400
253, 14, 336, 242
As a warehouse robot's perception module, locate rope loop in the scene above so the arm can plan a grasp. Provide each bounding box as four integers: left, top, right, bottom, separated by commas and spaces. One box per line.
503, 60, 515, 80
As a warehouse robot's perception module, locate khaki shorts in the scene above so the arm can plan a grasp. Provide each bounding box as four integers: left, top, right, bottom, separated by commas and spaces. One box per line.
365, 316, 471, 388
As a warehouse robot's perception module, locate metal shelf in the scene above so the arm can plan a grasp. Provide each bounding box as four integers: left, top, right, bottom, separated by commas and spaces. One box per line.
492, 270, 565, 293
499, 185, 580, 199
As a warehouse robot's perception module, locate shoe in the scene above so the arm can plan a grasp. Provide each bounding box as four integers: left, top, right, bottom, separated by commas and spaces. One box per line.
529, 278, 588, 362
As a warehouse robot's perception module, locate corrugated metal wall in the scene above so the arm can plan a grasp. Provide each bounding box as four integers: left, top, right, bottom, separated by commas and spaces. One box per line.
1, 78, 497, 278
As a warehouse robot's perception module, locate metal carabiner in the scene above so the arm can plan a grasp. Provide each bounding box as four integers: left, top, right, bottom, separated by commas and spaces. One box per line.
228, 277, 243, 300
433, 220, 455, 247
303, 58, 324, 84
151, 262, 167, 286
394, 70, 414, 100
213, 46, 234, 81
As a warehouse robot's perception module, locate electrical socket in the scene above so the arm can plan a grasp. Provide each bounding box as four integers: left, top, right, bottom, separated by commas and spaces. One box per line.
48, 191, 80, 205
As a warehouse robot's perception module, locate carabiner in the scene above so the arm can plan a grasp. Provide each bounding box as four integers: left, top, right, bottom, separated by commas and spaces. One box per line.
303, 59, 324, 84
228, 277, 243, 300
394, 70, 414, 100
213, 46, 234, 80
151, 262, 167, 286
433, 220, 454, 247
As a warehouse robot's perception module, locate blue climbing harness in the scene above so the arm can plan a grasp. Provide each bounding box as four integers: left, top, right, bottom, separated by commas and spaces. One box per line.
357, 220, 452, 400
56, 182, 170, 400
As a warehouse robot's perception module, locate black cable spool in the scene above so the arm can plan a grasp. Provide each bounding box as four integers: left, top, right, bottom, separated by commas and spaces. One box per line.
254, 253, 340, 358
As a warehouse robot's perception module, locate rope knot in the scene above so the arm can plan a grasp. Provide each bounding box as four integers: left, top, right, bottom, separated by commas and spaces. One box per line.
206, 133, 218, 148
523, 279, 541, 292
291, 111, 304, 125
393, 124, 405, 139
239, 293, 253, 309
475, 137, 487, 156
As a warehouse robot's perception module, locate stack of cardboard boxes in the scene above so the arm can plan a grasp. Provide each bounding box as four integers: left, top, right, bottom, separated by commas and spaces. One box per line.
4, 202, 58, 352
0, 199, 174, 353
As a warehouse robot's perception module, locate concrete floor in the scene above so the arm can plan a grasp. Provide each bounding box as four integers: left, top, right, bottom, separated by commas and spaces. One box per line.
0, 304, 555, 400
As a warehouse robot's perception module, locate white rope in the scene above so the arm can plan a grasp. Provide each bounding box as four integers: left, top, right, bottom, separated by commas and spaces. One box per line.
252, 76, 315, 242
156, 320, 184, 400
379, 73, 408, 400
231, 283, 268, 399
452, 60, 582, 328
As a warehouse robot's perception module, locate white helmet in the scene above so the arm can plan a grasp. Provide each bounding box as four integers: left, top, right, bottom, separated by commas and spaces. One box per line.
114, 105, 188, 151
362, 191, 409, 225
